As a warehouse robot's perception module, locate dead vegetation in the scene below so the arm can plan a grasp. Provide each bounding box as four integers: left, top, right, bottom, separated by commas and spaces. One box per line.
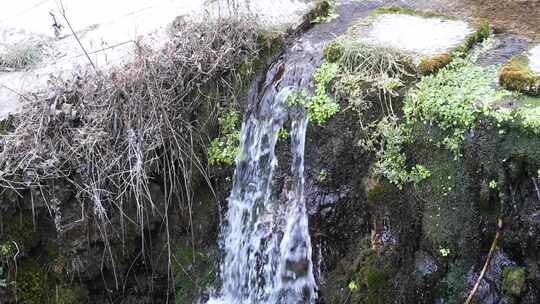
0, 14, 261, 297
0, 42, 43, 71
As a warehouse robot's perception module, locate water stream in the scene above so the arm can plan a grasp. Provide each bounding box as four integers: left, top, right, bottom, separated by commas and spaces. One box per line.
208, 50, 318, 303
206, 2, 381, 302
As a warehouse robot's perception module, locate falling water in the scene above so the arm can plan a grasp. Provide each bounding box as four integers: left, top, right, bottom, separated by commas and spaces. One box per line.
209, 57, 317, 304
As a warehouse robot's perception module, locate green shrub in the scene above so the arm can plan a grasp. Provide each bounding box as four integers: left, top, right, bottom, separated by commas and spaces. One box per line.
208, 111, 241, 166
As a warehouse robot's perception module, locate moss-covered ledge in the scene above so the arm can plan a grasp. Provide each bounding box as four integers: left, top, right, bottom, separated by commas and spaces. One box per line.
325, 6, 490, 75
499, 44, 540, 96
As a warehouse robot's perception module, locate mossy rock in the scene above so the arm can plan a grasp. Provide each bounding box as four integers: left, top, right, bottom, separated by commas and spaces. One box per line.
436, 260, 472, 304
408, 123, 479, 257
499, 55, 540, 96
257, 30, 285, 59
54, 284, 89, 304
418, 53, 452, 74
419, 18, 489, 75
344, 7, 490, 75
371, 6, 451, 19
502, 266, 526, 297
307, 0, 331, 23
172, 244, 218, 304
1, 211, 40, 253
355, 253, 396, 304
323, 41, 345, 63
11, 258, 51, 304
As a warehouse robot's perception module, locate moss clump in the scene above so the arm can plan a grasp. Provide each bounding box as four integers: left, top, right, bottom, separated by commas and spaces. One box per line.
173, 246, 195, 304
1, 211, 40, 253
459, 19, 490, 53
419, 19, 489, 75
357, 253, 394, 304
257, 31, 284, 59
172, 245, 218, 304
366, 179, 384, 204
12, 259, 51, 304
502, 266, 526, 297
307, 0, 331, 23
323, 41, 345, 63
418, 53, 452, 75
371, 6, 450, 19
436, 260, 471, 304
499, 55, 540, 96
55, 285, 89, 304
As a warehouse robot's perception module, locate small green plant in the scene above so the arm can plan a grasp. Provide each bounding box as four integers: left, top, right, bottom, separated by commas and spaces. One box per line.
286, 89, 309, 106
348, 280, 358, 291
278, 128, 289, 140
371, 118, 431, 188
439, 247, 451, 257
208, 111, 241, 166
319, 168, 328, 181
404, 52, 511, 156
410, 164, 432, 185
310, 62, 340, 125
285, 62, 340, 125
488, 180, 498, 189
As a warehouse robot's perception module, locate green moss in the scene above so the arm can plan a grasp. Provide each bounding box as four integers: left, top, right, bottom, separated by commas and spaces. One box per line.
173, 246, 195, 304
499, 55, 540, 96
418, 53, 452, 75
1, 211, 40, 252
502, 266, 526, 297
437, 260, 471, 304
172, 245, 218, 304
456, 19, 490, 54
366, 179, 384, 204
308, 0, 332, 23
257, 31, 284, 59
409, 123, 478, 257
371, 6, 450, 19
419, 19, 489, 75
12, 258, 51, 304
323, 41, 345, 63
358, 253, 395, 304
55, 285, 89, 304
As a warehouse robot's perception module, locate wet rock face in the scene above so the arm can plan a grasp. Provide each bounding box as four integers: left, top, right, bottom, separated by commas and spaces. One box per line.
0, 178, 221, 303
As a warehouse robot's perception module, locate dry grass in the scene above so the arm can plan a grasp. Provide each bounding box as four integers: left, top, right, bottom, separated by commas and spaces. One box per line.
0, 15, 260, 295
0, 42, 43, 71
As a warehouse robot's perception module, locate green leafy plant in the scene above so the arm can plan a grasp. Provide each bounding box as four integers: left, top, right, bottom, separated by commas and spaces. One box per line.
319, 168, 328, 181
488, 180, 498, 189
310, 62, 340, 124
371, 118, 431, 188
285, 62, 340, 125
439, 247, 451, 257
208, 111, 241, 165
404, 53, 511, 156
278, 128, 289, 140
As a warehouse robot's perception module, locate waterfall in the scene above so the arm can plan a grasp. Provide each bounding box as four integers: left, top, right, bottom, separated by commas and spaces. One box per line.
209, 59, 317, 304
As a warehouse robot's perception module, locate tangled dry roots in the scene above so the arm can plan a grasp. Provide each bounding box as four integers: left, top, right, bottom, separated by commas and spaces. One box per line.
0, 17, 259, 244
